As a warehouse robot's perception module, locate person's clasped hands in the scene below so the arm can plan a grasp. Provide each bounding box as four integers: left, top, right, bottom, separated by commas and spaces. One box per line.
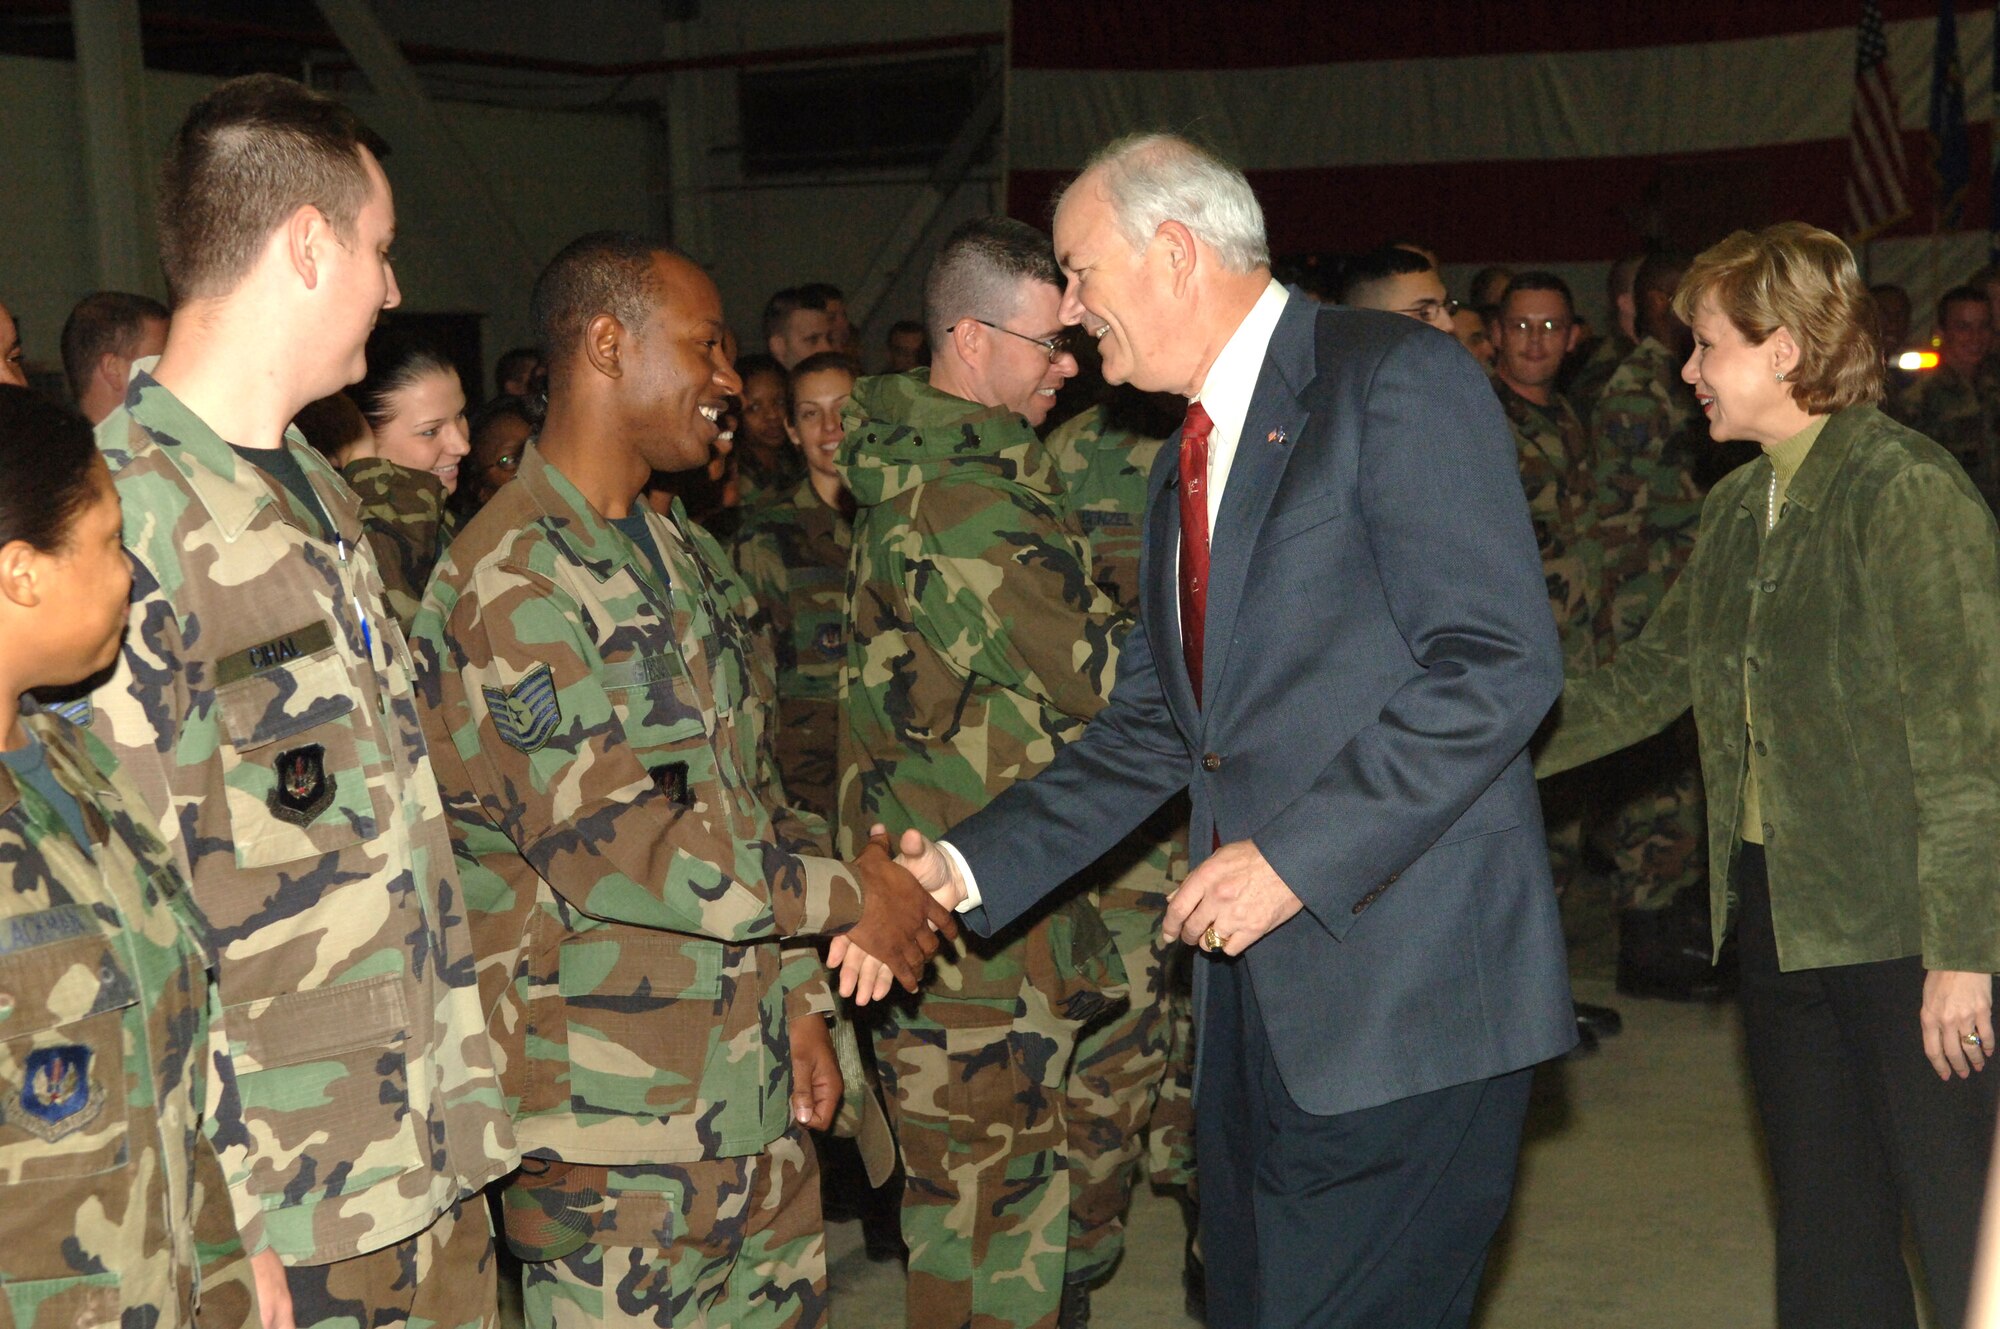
834, 827, 963, 999
830, 826, 969, 1004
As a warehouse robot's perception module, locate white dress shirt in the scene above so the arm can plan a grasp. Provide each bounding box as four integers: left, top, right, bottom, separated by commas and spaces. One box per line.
941, 279, 1294, 911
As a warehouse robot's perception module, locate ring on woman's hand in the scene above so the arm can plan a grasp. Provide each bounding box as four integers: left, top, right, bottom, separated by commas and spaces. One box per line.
1963, 1032, 1985, 1050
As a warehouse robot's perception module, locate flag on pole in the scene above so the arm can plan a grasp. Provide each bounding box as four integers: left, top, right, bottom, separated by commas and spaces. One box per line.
1848, 0, 1912, 241
1930, 0, 1970, 230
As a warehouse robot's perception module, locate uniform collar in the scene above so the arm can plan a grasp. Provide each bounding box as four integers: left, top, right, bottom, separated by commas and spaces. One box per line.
516, 448, 679, 601
118, 366, 339, 544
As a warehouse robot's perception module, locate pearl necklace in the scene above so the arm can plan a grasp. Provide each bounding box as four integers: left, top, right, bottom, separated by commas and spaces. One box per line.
1768, 468, 1778, 532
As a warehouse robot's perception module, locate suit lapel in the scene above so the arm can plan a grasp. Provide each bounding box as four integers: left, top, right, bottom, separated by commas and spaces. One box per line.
1201, 297, 1318, 703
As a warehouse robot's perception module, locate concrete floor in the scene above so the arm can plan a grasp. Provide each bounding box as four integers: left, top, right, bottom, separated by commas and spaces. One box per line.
824, 977, 1779, 1328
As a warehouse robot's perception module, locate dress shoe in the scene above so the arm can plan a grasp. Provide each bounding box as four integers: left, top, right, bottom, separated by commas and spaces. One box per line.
1574, 1000, 1623, 1039
1564, 1020, 1601, 1059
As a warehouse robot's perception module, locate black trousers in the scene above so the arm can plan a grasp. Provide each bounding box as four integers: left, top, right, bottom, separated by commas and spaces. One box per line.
1196, 957, 1535, 1329
1735, 843, 1999, 1329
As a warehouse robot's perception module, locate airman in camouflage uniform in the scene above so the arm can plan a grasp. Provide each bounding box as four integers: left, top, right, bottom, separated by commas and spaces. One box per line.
1040, 396, 1197, 1289
0, 705, 257, 1329
1887, 286, 2000, 512
410, 235, 951, 1329
839, 365, 1127, 1329
1588, 327, 1709, 917
1491, 276, 1601, 904
731, 349, 858, 828
88, 369, 518, 1321
340, 455, 456, 637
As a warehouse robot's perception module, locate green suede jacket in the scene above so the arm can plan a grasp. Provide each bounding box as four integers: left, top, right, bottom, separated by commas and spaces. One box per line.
1538, 404, 2000, 974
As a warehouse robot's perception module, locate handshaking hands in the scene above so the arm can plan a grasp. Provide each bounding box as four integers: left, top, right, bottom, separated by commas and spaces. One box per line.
830, 827, 967, 1005
838, 832, 962, 994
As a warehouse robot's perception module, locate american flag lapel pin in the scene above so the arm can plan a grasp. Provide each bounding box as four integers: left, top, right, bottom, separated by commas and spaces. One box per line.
1268, 428, 1288, 446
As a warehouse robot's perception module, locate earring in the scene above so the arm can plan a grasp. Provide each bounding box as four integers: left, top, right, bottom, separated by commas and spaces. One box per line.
1775, 370, 1787, 381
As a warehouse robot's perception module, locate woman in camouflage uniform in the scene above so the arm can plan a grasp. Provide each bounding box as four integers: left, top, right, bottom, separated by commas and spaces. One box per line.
0, 386, 256, 1329
343, 331, 473, 634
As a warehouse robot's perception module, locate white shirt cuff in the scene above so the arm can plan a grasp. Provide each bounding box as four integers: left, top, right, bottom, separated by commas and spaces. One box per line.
937, 840, 983, 912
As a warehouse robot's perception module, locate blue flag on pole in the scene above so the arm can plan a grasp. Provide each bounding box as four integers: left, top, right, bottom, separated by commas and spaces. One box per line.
1930, 0, 1969, 230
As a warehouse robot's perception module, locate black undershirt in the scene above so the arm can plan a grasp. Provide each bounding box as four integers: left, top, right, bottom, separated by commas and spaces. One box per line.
611, 511, 673, 593
231, 442, 332, 541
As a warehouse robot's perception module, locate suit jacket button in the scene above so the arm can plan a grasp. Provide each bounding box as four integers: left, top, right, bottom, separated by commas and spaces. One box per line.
1202, 752, 1222, 772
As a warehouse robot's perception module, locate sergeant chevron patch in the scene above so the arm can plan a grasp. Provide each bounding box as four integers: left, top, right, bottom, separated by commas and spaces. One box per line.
485, 663, 562, 752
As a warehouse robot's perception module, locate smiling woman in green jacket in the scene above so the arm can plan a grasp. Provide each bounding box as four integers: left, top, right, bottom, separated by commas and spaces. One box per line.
1539, 222, 2000, 1329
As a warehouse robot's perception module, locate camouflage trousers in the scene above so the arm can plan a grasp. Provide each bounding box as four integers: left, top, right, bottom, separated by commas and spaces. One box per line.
514, 1131, 826, 1329
288, 1195, 497, 1329
1538, 768, 1594, 897
1065, 886, 1195, 1285
1589, 716, 1707, 912
873, 988, 1084, 1329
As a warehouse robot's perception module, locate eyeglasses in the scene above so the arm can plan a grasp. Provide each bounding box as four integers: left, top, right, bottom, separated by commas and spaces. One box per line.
972, 319, 1075, 362
1505, 318, 1573, 339
1399, 298, 1460, 321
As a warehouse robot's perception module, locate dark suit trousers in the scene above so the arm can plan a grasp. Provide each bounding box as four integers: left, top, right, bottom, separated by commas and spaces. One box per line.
1734, 843, 1999, 1329
1197, 958, 1534, 1329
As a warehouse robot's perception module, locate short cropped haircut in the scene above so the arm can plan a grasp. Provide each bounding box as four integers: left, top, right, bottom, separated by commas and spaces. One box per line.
293, 392, 371, 459
1673, 222, 1882, 414
1937, 285, 1990, 326
762, 286, 831, 340
1635, 252, 1690, 302
530, 231, 678, 389
1334, 245, 1433, 306
924, 217, 1064, 346
60, 291, 168, 400
1501, 271, 1576, 318
1064, 133, 1268, 274
494, 346, 539, 389
0, 384, 101, 554
797, 281, 845, 307
158, 73, 383, 304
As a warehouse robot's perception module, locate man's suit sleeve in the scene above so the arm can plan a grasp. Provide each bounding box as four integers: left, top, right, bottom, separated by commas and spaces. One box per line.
1254, 330, 1563, 938
945, 503, 1193, 936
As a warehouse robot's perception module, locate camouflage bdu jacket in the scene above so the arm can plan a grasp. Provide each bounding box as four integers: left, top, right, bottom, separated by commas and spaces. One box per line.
340, 457, 457, 638
1888, 360, 2000, 512
1589, 336, 1706, 649
0, 709, 255, 1329
1493, 382, 1601, 670
730, 479, 851, 821
837, 372, 1124, 1013
408, 449, 855, 1168
87, 372, 516, 1265
1042, 405, 1187, 891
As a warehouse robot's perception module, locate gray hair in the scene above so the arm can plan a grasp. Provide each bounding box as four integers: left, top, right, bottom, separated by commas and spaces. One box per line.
924, 216, 1063, 346
1064, 133, 1269, 274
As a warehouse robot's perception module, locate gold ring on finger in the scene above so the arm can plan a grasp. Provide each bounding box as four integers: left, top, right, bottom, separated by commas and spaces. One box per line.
1201, 925, 1229, 952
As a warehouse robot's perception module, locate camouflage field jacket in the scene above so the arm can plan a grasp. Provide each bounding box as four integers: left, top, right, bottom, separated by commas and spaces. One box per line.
409, 449, 854, 1166
837, 372, 1125, 1017
0, 709, 256, 1329
85, 372, 516, 1265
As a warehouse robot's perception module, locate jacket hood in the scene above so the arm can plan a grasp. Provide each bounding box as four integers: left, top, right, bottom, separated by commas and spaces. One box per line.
838, 370, 1059, 507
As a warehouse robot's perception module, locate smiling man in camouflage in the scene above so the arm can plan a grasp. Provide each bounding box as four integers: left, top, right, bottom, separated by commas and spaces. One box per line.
408, 231, 954, 1329
835, 216, 1128, 1329
79, 74, 516, 1329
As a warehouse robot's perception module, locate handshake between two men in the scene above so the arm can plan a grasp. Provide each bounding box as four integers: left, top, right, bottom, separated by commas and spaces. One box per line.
834, 826, 1309, 1004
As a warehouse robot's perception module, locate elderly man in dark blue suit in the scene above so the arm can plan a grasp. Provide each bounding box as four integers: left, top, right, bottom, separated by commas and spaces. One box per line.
833, 134, 1576, 1329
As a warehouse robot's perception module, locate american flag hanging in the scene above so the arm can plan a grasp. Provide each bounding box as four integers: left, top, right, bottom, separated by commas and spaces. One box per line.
1846, 0, 1913, 241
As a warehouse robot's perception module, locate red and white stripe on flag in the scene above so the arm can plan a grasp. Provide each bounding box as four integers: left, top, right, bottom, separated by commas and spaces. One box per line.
1006, 0, 1986, 264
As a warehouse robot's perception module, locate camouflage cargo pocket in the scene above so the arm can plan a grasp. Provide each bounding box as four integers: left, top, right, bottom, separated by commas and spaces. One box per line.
222, 972, 427, 1203
0, 1273, 121, 1329
214, 647, 388, 870
0, 921, 137, 1198
551, 932, 724, 1121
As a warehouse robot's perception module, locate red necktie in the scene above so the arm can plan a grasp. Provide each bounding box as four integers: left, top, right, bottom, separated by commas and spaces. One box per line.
1179, 401, 1214, 707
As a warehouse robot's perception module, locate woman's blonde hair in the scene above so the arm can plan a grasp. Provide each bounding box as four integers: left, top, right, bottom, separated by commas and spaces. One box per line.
1672, 222, 1883, 413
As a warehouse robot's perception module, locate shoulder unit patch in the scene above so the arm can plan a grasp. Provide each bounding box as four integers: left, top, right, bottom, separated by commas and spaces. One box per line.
485, 663, 562, 752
